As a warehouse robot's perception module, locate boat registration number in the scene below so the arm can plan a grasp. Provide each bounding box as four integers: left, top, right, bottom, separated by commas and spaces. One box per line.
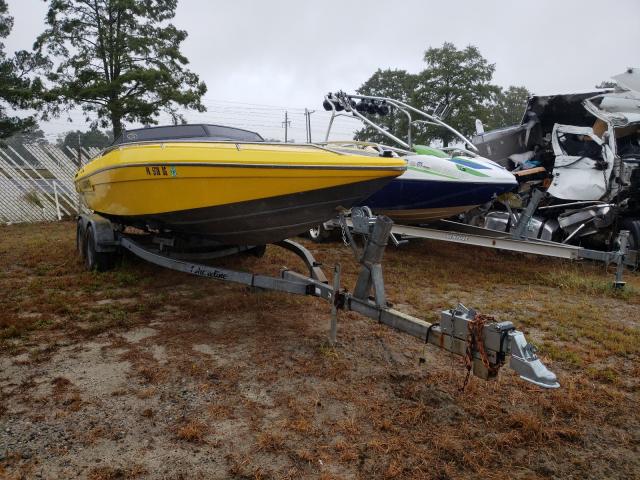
145, 166, 177, 177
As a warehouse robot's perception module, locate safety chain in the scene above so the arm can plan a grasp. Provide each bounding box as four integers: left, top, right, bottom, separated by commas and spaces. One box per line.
460, 313, 502, 391
337, 214, 350, 247
340, 220, 350, 247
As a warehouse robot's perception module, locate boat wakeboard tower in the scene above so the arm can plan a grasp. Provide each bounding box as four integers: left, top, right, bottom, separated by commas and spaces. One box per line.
307, 92, 518, 229
322, 90, 478, 153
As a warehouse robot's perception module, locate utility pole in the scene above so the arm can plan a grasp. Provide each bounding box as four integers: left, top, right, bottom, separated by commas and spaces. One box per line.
282, 111, 291, 143
76, 133, 82, 215
304, 108, 315, 143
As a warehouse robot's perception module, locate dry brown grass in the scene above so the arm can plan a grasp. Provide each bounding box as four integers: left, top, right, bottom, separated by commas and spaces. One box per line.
0, 222, 639, 479
256, 431, 286, 451
87, 465, 147, 480
175, 419, 209, 443
83, 426, 107, 445
207, 403, 233, 419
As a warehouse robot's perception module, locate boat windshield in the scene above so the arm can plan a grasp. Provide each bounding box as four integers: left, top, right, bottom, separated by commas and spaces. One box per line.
112, 124, 264, 145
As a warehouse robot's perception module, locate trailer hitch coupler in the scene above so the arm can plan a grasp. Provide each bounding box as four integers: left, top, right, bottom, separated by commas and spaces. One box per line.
508, 331, 560, 389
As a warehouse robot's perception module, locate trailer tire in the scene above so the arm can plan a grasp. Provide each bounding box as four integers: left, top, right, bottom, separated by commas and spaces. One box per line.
76, 220, 86, 259
309, 224, 333, 243
622, 219, 640, 251
84, 226, 113, 272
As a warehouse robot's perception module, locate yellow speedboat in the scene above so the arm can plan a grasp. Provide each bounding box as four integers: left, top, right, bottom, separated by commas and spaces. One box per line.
75, 124, 405, 244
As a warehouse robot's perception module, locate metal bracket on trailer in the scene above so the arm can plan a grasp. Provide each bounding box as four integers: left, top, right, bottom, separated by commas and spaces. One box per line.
103, 213, 559, 389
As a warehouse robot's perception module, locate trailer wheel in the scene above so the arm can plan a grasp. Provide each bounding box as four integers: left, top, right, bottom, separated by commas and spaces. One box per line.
309, 224, 333, 243
76, 220, 86, 258
84, 226, 113, 272
622, 219, 640, 251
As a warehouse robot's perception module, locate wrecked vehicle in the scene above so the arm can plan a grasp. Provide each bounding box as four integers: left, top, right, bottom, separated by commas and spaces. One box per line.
471, 68, 640, 251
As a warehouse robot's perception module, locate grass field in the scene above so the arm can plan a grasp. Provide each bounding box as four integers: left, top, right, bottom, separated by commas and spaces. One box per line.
1, 221, 639, 479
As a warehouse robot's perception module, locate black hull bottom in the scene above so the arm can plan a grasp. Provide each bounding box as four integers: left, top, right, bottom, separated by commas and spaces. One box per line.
102, 177, 392, 245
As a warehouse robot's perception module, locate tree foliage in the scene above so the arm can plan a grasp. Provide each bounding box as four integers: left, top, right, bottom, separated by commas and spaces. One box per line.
57, 126, 112, 150
413, 43, 499, 146
354, 69, 416, 144
2, 127, 46, 166
485, 85, 531, 130
0, 0, 43, 141
4, 127, 46, 145
354, 43, 531, 147
35, 0, 207, 139
595, 80, 617, 89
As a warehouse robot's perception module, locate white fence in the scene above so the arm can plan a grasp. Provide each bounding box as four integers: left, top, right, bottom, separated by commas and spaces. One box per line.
0, 144, 101, 224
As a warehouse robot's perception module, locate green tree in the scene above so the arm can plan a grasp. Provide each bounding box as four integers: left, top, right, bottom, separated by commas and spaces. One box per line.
485, 85, 531, 129
354, 68, 417, 144
595, 80, 617, 89
57, 127, 112, 150
0, 0, 43, 141
413, 42, 500, 146
2, 127, 46, 167
352, 43, 501, 148
34, 0, 207, 139
5, 127, 46, 145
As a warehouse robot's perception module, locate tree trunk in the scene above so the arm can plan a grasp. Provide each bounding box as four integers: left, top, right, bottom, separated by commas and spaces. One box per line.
110, 111, 123, 140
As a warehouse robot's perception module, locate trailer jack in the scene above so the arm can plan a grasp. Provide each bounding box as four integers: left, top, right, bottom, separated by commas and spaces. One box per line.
79, 210, 560, 389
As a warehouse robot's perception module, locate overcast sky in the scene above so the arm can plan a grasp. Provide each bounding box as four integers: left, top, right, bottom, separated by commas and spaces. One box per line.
4, 0, 640, 141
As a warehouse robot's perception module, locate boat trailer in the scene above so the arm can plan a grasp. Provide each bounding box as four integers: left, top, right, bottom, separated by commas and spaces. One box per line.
76, 209, 560, 389
320, 191, 637, 288
387, 221, 636, 288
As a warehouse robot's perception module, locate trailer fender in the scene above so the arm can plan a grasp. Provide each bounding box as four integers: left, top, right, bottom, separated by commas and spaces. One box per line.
78, 214, 117, 253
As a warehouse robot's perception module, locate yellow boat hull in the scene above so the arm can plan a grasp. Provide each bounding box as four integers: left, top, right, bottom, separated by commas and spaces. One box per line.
75, 142, 405, 244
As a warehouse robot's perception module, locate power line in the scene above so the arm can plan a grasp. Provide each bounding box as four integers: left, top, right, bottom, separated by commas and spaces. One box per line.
30, 101, 360, 142
200, 97, 307, 111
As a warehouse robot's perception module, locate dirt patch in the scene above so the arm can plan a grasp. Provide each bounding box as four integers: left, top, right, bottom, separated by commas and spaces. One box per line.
121, 327, 158, 343
0, 221, 639, 479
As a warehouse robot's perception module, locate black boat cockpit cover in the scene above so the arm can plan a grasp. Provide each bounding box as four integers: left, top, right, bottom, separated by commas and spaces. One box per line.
112, 124, 265, 145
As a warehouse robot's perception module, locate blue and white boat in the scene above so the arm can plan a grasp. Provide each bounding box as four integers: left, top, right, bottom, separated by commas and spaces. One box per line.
318, 92, 518, 226
364, 148, 517, 224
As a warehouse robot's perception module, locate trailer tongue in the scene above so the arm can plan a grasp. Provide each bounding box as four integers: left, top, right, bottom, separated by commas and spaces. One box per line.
77, 208, 559, 389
